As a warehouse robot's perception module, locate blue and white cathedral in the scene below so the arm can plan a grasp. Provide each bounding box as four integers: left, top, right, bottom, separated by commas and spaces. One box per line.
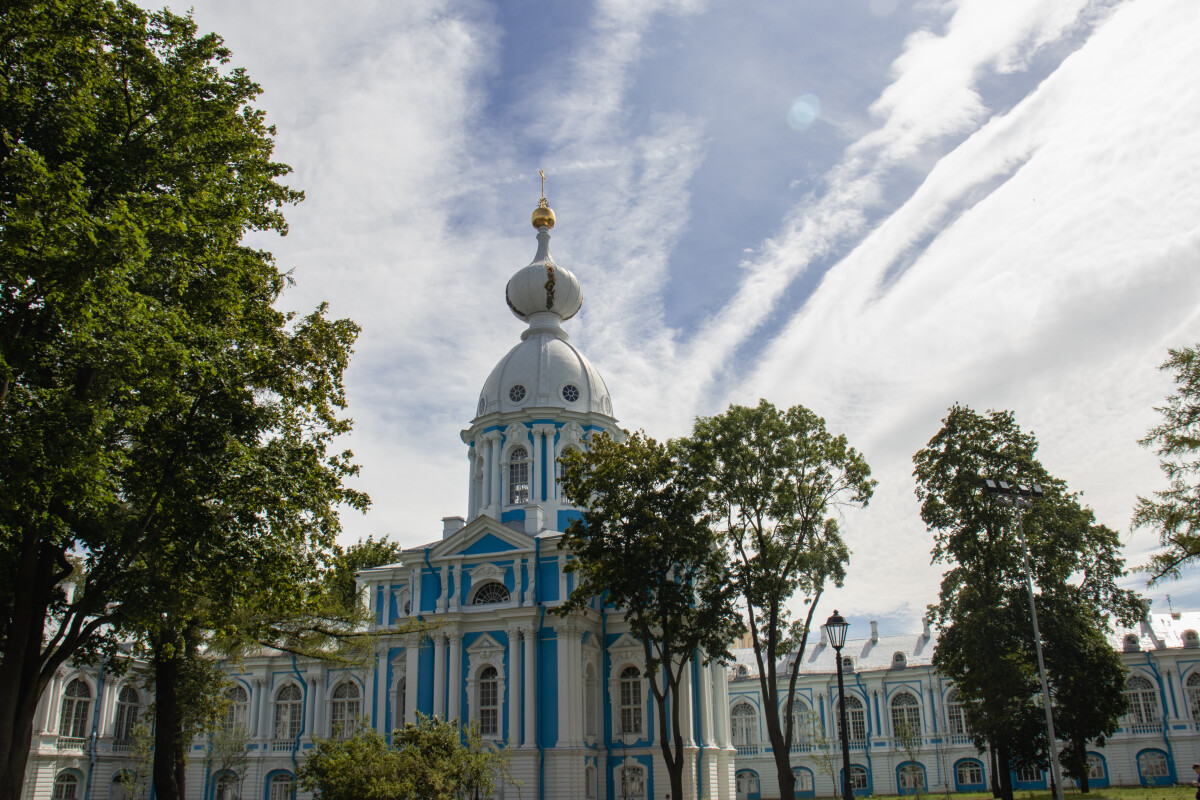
21, 197, 1200, 800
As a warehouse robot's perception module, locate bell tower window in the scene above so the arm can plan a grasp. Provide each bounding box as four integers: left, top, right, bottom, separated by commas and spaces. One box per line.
508, 447, 529, 505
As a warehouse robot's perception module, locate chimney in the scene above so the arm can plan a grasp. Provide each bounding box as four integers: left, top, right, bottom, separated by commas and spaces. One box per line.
870, 620, 879, 642
524, 505, 545, 535
922, 616, 931, 638
820, 625, 828, 645
442, 516, 465, 538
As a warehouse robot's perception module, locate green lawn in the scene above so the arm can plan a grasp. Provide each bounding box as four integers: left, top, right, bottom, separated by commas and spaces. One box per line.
873, 788, 1196, 800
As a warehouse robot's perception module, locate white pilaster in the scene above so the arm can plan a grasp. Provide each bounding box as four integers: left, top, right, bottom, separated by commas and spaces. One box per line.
699, 659, 715, 746
447, 562, 459, 612
490, 434, 503, 514
405, 637, 421, 726
680, 657, 695, 747
508, 625, 522, 745
433, 634, 446, 718
448, 631, 463, 722
523, 626, 537, 747
375, 649, 387, 734
306, 676, 318, 737
467, 444, 477, 518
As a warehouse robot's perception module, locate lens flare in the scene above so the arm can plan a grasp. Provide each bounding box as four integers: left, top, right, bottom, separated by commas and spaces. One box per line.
787, 93, 821, 131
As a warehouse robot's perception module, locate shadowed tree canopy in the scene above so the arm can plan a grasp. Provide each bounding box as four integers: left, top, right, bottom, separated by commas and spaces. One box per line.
1134, 343, 1200, 582
559, 431, 743, 800
913, 404, 1141, 800
0, 3, 367, 799
685, 400, 874, 800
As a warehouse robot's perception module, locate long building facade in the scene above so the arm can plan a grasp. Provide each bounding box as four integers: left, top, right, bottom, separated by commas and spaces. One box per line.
20, 202, 1200, 800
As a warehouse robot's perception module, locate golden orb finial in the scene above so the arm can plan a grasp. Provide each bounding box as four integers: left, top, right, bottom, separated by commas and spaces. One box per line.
532, 169, 555, 230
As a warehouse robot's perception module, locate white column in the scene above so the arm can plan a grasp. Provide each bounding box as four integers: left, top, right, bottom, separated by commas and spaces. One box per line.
490, 435, 503, 512
448, 631, 463, 722
381, 583, 391, 628
410, 566, 421, 614
405, 637, 421, 726
314, 671, 328, 736
375, 650, 387, 734
556, 622, 583, 746
680, 657, 695, 746
447, 563, 458, 612
306, 676, 318, 738
507, 625, 522, 745
699, 659, 715, 746
716, 664, 731, 747
523, 626, 537, 747
467, 444, 477, 519
255, 678, 269, 740
43, 671, 65, 734
433, 634, 446, 718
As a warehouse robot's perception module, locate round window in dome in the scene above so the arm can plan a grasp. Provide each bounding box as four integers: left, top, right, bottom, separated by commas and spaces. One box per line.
477, 397, 487, 416
562, 384, 580, 403
508, 385, 527, 403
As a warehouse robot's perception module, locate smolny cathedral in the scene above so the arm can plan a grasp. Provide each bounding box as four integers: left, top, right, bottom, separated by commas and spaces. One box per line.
21, 197, 1200, 800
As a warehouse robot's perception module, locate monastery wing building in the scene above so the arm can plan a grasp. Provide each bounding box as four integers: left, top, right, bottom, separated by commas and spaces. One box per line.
21, 199, 1200, 800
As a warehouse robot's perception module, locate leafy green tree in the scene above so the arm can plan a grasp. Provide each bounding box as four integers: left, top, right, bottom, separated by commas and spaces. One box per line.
299, 714, 509, 800
686, 400, 875, 800
0, 3, 366, 799
913, 404, 1141, 800
559, 431, 743, 800
1134, 343, 1200, 582
324, 536, 407, 611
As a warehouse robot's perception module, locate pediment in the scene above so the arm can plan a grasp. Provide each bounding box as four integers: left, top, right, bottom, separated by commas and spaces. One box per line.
607, 632, 643, 656
427, 516, 533, 560
467, 632, 505, 655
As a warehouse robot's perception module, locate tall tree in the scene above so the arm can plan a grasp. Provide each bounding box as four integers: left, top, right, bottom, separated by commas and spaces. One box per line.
686, 401, 875, 800
913, 404, 1141, 800
559, 432, 743, 800
1134, 343, 1200, 582
0, 3, 366, 799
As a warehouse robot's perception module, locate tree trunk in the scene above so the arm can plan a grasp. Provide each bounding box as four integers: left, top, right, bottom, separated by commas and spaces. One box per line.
995, 742, 1014, 800
989, 745, 1000, 798
0, 536, 60, 800
153, 627, 183, 800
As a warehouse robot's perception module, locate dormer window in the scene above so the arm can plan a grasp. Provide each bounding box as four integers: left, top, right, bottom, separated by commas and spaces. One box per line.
1183, 629, 1199, 648
892, 651, 907, 668
842, 656, 854, 671
1123, 634, 1141, 652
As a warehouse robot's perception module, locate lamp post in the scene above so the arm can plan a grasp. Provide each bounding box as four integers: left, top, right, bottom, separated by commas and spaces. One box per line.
981, 479, 1065, 800
823, 610, 853, 800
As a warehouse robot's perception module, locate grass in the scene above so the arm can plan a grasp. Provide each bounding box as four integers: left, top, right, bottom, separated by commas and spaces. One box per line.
874, 788, 1196, 800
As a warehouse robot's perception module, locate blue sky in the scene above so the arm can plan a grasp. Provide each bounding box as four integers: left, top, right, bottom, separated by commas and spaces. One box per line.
163, 0, 1200, 633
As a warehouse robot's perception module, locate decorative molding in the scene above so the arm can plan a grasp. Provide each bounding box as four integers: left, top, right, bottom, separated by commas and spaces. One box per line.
504, 423, 530, 450
559, 421, 585, 450
471, 563, 503, 582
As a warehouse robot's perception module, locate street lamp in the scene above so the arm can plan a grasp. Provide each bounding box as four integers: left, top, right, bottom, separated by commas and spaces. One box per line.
981, 479, 1065, 800
823, 610, 854, 800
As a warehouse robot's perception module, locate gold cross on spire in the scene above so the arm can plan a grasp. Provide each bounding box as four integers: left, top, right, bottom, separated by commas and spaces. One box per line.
539, 169, 546, 201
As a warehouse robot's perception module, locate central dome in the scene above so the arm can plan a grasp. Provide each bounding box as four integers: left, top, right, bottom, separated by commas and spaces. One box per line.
476, 322, 613, 418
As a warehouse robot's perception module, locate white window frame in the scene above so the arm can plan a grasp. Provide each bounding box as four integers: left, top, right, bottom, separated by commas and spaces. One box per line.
956, 760, 983, 786
58, 679, 91, 739
470, 580, 511, 605
1186, 672, 1200, 720
224, 685, 249, 734
113, 686, 139, 741
268, 772, 294, 800
507, 445, 530, 506
329, 681, 361, 739
273, 684, 303, 741
52, 772, 79, 800
731, 702, 759, 750
890, 691, 922, 737
837, 694, 866, 742
1138, 750, 1169, 778
617, 666, 644, 738
1124, 675, 1160, 726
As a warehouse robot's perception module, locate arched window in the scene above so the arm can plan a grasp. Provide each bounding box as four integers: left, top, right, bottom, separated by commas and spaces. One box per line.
508, 447, 529, 505
478, 666, 499, 736
215, 772, 240, 800
841, 656, 854, 671
890, 691, 921, 738
838, 694, 866, 742
1183, 629, 1199, 648
898, 762, 925, 793
52, 773, 79, 800
330, 682, 361, 739
946, 689, 967, 736
792, 767, 814, 792
557, 448, 576, 498
113, 687, 139, 741
273, 684, 303, 740
620, 765, 645, 800
1187, 672, 1200, 720
735, 770, 760, 799
1124, 675, 1160, 726
731, 702, 758, 750
619, 667, 642, 735
268, 773, 294, 800
1137, 750, 1169, 779
110, 773, 130, 800
1014, 765, 1043, 784
847, 766, 869, 791
956, 760, 983, 787
585, 765, 597, 800
224, 685, 249, 734
58, 679, 91, 739
1123, 634, 1141, 652
1086, 753, 1106, 780
395, 678, 407, 727
472, 581, 510, 605
892, 651, 907, 668
790, 700, 813, 749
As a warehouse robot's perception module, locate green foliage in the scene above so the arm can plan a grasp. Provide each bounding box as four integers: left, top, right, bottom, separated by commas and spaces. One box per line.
299, 714, 510, 800
0, 2, 366, 797
119, 723, 154, 800
559, 430, 741, 800
1134, 343, 1200, 582
324, 537, 407, 612
913, 404, 1141, 800
686, 400, 873, 800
